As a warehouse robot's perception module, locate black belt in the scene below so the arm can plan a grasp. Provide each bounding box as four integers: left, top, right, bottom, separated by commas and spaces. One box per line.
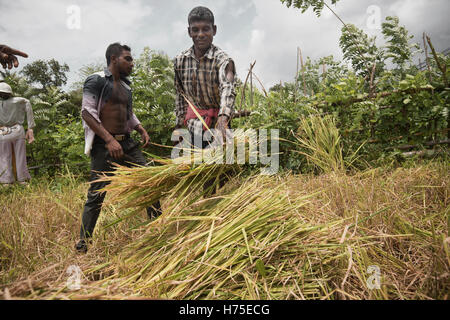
94, 134, 130, 143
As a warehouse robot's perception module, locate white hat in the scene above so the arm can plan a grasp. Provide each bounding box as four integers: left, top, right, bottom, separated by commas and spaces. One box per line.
0, 82, 13, 94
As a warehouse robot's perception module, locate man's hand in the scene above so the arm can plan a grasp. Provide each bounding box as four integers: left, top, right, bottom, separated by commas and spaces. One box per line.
216, 115, 230, 144
106, 138, 124, 160
135, 124, 150, 148
25, 129, 34, 144
0, 45, 28, 69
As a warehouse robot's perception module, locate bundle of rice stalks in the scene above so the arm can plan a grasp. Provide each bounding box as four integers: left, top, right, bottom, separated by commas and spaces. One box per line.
294, 114, 363, 173
87, 157, 449, 300
93, 172, 425, 300
100, 161, 234, 217
98, 128, 278, 218
98, 149, 240, 219
2, 161, 447, 300
95, 175, 349, 299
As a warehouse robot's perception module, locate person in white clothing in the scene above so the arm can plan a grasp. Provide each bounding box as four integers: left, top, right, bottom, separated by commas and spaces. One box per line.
0, 82, 35, 185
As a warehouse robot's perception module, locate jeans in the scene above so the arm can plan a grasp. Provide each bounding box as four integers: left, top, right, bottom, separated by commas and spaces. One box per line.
79, 135, 161, 240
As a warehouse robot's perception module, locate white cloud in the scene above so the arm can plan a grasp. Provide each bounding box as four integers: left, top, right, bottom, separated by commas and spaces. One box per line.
229, 0, 346, 89
250, 29, 265, 47
0, 0, 449, 91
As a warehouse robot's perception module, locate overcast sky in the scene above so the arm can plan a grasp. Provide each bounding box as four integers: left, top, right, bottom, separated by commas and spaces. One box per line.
1, 0, 449, 90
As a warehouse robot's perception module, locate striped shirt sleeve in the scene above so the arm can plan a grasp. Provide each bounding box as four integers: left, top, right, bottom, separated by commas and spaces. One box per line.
174, 59, 187, 127
218, 58, 236, 119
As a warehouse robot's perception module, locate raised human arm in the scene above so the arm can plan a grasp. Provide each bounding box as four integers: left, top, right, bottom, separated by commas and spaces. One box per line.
217, 60, 236, 140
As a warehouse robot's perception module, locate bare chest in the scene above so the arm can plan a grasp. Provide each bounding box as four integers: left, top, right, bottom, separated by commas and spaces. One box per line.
100, 83, 129, 133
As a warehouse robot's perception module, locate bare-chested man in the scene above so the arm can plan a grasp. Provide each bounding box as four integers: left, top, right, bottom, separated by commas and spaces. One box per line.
76, 43, 161, 253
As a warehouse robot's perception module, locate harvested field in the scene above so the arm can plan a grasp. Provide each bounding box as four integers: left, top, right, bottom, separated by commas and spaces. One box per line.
0, 161, 448, 300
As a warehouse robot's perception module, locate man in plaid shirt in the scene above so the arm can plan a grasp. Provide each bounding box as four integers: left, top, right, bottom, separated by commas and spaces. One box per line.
174, 6, 236, 149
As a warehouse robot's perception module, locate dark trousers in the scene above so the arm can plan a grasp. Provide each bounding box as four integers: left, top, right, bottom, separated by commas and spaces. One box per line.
79, 135, 161, 240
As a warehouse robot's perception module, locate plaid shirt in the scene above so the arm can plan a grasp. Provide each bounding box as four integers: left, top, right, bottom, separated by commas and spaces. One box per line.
174, 44, 236, 136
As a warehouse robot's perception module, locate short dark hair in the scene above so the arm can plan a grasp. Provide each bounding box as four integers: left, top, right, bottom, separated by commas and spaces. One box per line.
188, 6, 215, 26
106, 43, 131, 66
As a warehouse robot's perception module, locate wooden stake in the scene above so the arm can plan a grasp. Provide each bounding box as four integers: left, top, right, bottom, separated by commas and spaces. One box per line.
11, 142, 17, 180
295, 47, 300, 102
369, 62, 377, 98
426, 35, 448, 87
423, 32, 432, 82
250, 63, 254, 107
299, 48, 307, 96
239, 61, 256, 111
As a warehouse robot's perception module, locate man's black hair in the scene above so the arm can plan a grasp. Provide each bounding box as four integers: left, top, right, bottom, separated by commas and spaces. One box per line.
188, 6, 215, 26
105, 43, 131, 66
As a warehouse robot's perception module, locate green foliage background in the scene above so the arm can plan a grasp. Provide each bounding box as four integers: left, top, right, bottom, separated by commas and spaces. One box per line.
0, 10, 448, 178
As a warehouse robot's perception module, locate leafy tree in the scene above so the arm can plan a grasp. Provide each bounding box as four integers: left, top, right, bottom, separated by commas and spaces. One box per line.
1, 70, 37, 99
71, 61, 105, 91
340, 16, 422, 85
27, 86, 87, 173
382, 16, 420, 71
280, 0, 340, 16
339, 24, 385, 81
130, 47, 176, 152
32, 87, 70, 126
296, 55, 349, 96
243, 7, 448, 170
21, 59, 70, 90
66, 88, 83, 118
269, 83, 283, 93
